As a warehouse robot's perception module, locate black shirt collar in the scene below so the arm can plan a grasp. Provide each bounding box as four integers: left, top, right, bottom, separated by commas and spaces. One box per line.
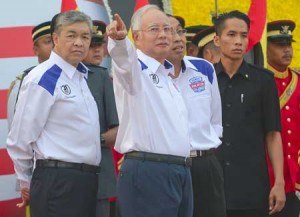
215, 60, 252, 80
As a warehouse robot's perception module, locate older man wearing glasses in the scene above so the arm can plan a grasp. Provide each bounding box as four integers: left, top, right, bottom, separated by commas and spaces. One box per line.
106, 4, 193, 217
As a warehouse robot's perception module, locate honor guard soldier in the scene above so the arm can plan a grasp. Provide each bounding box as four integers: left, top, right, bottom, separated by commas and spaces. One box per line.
191, 26, 220, 63
7, 21, 52, 128
83, 20, 119, 217
185, 25, 208, 57
295, 151, 300, 200
267, 20, 300, 217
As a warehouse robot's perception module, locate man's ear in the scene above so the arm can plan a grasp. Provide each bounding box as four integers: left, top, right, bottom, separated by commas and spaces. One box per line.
52, 32, 59, 47
33, 45, 38, 56
214, 35, 220, 47
203, 49, 213, 63
132, 31, 140, 42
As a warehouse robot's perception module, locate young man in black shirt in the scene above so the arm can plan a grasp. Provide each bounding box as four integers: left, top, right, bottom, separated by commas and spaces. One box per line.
213, 10, 286, 217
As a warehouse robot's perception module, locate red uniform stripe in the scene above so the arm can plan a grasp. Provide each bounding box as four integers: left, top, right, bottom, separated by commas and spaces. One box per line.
61, 0, 78, 11
0, 198, 25, 217
0, 149, 15, 175
0, 89, 8, 119
0, 27, 35, 58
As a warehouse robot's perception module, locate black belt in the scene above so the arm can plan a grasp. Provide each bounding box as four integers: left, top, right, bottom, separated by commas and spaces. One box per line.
36, 159, 100, 174
190, 148, 216, 158
125, 151, 192, 167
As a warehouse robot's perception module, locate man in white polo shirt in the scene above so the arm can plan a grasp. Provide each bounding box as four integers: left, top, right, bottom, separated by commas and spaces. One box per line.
7, 11, 101, 217
107, 5, 193, 217
166, 15, 225, 217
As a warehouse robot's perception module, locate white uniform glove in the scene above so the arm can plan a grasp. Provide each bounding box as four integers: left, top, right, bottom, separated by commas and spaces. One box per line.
295, 191, 300, 200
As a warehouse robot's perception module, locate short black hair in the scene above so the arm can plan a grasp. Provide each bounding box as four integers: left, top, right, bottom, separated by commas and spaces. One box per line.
212, 10, 250, 36
166, 14, 185, 28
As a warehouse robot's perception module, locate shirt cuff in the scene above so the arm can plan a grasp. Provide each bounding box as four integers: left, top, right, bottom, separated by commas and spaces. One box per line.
20, 180, 30, 189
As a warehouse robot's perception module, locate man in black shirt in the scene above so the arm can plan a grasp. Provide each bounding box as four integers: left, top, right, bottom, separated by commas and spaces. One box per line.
213, 10, 285, 217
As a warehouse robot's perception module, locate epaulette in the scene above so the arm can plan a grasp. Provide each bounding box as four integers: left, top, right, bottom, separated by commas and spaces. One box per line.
85, 63, 107, 70
291, 68, 300, 75
7, 80, 16, 97
16, 74, 23, 80
15, 66, 36, 80
23, 66, 36, 75
250, 64, 274, 77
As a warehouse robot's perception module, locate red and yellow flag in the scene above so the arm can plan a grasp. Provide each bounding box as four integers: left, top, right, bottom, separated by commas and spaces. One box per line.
246, 0, 267, 52
134, 0, 149, 11
61, 0, 79, 12
128, 0, 149, 42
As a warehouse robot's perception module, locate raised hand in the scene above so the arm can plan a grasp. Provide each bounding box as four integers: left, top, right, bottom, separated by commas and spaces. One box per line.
106, 14, 127, 40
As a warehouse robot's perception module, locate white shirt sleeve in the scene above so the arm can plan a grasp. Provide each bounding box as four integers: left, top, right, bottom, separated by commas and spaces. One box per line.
108, 37, 141, 94
210, 69, 223, 138
6, 79, 55, 188
7, 79, 20, 130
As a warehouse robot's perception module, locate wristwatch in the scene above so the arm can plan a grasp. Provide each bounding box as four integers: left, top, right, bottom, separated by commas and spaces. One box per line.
100, 134, 105, 144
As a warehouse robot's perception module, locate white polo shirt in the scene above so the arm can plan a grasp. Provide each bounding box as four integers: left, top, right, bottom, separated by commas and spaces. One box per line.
108, 37, 190, 157
7, 51, 101, 188
174, 56, 223, 150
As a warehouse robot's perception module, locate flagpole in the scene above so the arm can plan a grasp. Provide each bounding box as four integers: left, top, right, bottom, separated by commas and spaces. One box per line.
214, 0, 218, 17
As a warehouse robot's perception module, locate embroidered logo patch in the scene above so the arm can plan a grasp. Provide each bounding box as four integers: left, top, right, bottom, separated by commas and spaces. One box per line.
149, 74, 159, 84
189, 76, 205, 92
61, 84, 71, 95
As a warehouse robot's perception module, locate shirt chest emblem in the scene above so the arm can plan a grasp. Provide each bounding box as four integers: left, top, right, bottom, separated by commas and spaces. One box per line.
189, 76, 205, 93
61, 84, 72, 95
149, 74, 159, 84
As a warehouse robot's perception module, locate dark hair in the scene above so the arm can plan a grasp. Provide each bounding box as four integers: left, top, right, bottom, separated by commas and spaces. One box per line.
212, 10, 250, 36
50, 13, 60, 36
166, 14, 185, 28
198, 41, 220, 58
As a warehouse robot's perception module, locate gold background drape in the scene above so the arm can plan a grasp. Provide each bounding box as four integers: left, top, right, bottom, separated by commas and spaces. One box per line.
172, 0, 300, 68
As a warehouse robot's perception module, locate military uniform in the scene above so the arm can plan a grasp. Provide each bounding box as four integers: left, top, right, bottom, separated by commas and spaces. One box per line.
84, 20, 120, 217
85, 63, 118, 204
7, 21, 51, 128
296, 151, 300, 192
191, 26, 215, 58
267, 65, 300, 194
267, 20, 300, 217
185, 25, 210, 57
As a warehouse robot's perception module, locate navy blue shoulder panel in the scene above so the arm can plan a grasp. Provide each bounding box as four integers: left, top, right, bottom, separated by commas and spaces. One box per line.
138, 59, 148, 70
188, 59, 214, 84
38, 64, 62, 96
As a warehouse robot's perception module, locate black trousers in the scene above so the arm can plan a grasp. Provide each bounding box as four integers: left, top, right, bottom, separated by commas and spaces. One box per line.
191, 155, 226, 217
227, 208, 269, 217
30, 167, 97, 217
269, 192, 300, 217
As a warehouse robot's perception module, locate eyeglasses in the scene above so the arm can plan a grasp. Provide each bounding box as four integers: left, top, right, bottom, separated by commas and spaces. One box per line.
139, 26, 174, 35
174, 29, 187, 36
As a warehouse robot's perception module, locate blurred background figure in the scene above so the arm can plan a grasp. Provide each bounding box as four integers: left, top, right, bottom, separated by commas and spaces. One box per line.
185, 25, 207, 57
83, 20, 119, 217
84, 20, 107, 66
7, 21, 52, 128
192, 26, 220, 64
